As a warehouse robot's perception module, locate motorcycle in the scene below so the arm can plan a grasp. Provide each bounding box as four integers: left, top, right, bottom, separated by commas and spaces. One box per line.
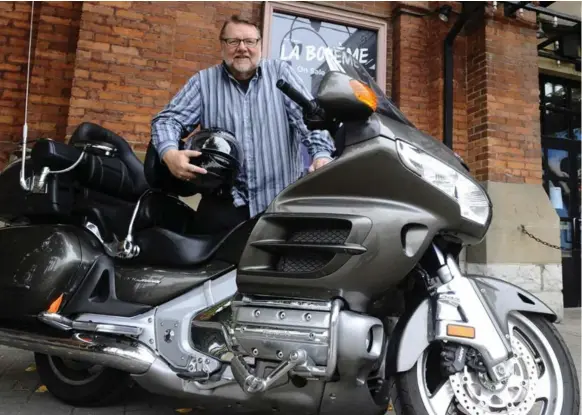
0, 50, 577, 415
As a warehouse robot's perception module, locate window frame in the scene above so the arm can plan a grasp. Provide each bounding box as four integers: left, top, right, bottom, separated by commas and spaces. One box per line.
539, 74, 580, 141
261, 1, 388, 92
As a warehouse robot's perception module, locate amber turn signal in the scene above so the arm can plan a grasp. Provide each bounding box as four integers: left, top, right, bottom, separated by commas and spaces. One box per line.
446, 324, 475, 339
47, 294, 64, 314
349, 80, 378, 111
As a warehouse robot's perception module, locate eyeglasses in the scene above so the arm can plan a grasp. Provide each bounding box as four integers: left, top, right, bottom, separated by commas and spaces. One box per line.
221, 38, 261, 48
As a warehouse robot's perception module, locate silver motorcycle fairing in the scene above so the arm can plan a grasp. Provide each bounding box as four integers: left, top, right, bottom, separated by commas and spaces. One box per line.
389, 274, 557, 375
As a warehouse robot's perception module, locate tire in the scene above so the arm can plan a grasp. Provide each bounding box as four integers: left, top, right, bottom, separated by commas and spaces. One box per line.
34, 352, 132, 407
389, 312, 580, 415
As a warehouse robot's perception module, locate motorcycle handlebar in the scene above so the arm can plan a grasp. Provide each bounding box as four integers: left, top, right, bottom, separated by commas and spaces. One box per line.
276, 80, 316, 113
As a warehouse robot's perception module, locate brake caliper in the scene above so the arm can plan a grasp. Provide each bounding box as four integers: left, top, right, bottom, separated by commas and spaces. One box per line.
441, 343, 486, 376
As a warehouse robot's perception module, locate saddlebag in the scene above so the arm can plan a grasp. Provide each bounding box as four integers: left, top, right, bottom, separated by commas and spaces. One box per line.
0, 224, 99, 319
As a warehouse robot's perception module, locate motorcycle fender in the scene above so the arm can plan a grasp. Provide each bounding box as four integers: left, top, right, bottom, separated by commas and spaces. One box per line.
388, 275, 558, 374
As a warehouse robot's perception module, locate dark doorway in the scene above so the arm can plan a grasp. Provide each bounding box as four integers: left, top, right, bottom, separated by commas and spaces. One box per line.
539, 74, 581, 308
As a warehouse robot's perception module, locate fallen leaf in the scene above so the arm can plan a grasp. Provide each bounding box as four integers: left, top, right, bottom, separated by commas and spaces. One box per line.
35, 385, 48, 393
25, 364, 36, 372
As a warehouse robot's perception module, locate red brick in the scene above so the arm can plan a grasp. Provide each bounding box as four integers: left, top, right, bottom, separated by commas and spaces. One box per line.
112, 27, 144, 39
71, 87, 87, 98
0, 63, 21, 72
98, 91, 125, 101
74, 79, 105, 90
107, 84, 139, 94
77, 39, 110, 52
122, 114, 154, 123
83, 3, 115, 16
91, 72, 122, 83
95, 34, 128, 47
39, 15, 72, 26
111, 45, 139, 56
3, 10, 29, 21
104, 2, 132, 9
115, 9, 145, 20
0, 3, 14, 12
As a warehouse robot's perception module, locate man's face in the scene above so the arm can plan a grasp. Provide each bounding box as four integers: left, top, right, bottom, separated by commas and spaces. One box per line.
220, 22, 261, 77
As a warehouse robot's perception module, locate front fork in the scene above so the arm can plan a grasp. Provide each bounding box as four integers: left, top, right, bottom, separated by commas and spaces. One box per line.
426, 244, 513, 383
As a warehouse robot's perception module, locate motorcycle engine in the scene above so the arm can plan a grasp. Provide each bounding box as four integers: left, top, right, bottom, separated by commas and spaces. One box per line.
226, 295, 386, 392
230, 297, 336, 378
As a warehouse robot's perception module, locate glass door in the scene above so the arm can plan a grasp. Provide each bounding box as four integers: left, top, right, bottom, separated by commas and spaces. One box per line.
540, 75, 581, 308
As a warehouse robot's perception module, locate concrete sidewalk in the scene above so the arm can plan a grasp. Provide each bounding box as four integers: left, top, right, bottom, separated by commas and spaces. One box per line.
557, 308, 581, 378
0, 309, 578, 414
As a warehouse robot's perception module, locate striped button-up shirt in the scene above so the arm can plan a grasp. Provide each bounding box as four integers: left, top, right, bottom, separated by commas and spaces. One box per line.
151, 58, 335, 217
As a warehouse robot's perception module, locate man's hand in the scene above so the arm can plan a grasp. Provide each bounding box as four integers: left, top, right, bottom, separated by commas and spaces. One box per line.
308, 156, 332, 173
162, 149, 207, 181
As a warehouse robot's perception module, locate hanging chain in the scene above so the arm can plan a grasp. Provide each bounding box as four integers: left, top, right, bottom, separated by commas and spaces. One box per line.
519, 225, 572, 252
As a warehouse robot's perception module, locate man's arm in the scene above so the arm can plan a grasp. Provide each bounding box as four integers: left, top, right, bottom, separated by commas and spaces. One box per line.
151, 73, 202, 160
278, 61, 335, 162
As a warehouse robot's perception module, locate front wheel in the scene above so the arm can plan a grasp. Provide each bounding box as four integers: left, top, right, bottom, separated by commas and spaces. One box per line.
34, 353, 132, 407
390, 312, 580, 415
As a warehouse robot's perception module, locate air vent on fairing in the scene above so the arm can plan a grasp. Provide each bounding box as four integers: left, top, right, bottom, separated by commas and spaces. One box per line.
239, 214, 371, 279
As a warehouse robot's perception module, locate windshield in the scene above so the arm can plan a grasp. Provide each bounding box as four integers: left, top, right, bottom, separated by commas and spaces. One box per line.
318, 49, 415, 127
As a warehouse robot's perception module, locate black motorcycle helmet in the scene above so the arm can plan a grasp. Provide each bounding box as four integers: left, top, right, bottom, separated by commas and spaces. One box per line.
185, 128, 243, 192
144, 128, 243, 197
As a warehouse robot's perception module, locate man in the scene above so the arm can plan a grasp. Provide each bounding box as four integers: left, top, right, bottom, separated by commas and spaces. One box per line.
151, 14, 335, 234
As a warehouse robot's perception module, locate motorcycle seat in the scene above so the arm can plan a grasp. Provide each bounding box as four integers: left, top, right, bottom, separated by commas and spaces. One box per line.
132, 216, 257, 267
134, 227, 229, 267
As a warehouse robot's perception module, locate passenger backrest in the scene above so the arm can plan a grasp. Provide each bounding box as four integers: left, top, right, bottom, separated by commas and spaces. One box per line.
30, 123, 149, 202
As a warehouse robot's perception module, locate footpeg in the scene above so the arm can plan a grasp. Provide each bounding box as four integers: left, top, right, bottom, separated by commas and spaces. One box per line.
231, 350, 307, 394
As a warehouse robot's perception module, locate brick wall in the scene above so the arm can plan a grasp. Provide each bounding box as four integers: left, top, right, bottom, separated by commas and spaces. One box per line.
0, 0, 543, 180
30, 2, 82, 140
0, 1, 81, 165
392, 8, 430, 133
0, 1, 33, 166
466, 7, 542, 183
391, 1, 468, 159
65, 0, 391, 155
67, 1, 262, 155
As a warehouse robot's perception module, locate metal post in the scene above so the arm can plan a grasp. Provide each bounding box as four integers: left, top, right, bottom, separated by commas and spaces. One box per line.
443, 4, 470, 149
443, 2, 487, 150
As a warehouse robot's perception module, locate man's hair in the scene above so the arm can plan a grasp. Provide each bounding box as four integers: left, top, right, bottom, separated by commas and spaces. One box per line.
219, 14, 262, 39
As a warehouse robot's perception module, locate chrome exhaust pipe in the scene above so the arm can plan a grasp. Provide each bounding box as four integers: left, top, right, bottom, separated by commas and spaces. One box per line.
0, 327, 156, 374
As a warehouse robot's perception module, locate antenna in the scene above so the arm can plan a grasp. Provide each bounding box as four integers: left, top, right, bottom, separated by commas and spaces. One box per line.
19, 0, 35, 191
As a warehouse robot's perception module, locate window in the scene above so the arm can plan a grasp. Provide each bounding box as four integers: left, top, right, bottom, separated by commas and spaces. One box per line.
261, 1, 388, 95
541, 78, 581, 140
539, 75, 581, 263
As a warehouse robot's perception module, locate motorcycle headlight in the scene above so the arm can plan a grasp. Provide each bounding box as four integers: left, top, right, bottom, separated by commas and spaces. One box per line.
396, 140, 490, 225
